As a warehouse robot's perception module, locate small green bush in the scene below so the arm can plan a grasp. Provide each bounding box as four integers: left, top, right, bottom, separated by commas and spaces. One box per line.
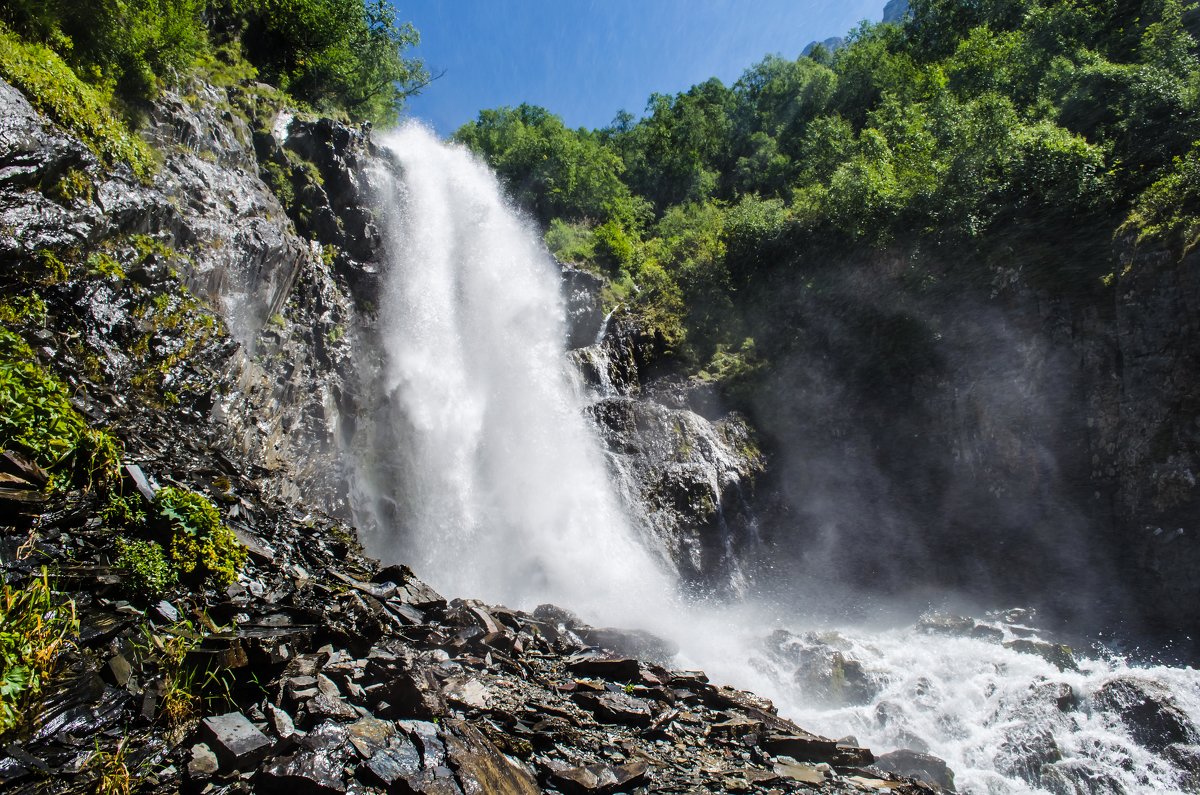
115, 538, 176, 598
101, 492, 147, 527
87, 252, 125, 280
154, 486, 246, 586
0, 328, 123, 489
0, 569, 78, 736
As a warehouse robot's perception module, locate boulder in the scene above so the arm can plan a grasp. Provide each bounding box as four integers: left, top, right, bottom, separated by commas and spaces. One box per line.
575, 691, 654, 727
1093, 676, 1199, 753
875, 749, 956, 792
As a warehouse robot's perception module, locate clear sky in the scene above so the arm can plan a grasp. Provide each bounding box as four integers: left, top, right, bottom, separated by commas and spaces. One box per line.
395, 1, 890, 136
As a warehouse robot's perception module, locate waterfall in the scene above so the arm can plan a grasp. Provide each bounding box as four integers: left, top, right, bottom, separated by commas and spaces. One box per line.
353, 124, 673, 625
345, 123, 1200, 795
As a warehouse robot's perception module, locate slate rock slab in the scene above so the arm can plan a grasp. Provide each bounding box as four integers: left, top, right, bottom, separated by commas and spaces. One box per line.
200, 711, 272, 769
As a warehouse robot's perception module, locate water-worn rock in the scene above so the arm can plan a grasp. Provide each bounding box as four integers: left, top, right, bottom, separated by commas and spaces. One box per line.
876, 749, 957, 792
1092, 676, 1199, 753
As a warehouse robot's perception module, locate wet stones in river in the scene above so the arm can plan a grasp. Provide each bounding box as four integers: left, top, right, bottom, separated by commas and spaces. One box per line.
1003, 638, 1079, 672
1092, 675, 1199, 753
763, 629, 879, 707
875, 749, 957, 792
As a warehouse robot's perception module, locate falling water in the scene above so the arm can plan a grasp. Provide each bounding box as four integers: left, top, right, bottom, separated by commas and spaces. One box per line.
356, 124, 673, 625
347, 124, 1200, 795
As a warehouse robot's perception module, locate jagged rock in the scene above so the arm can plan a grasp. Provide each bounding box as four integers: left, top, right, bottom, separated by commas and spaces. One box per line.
186, 743, 219, 778
575, 691, 654, 727
266, 702, 299, 741
547, 758, 649, 793
876, 750, 956, 792
442, 720, 541, 795
763, 630, 879, 708
773, 759, 828, 784
996, 727, 1061, 787
1093, 676, 1199, 753
575, 627, 679, 663
586, 394, 764, 592
104, 654, 132, 688
123, 463, 156, 501
565, 655, 641, 681
260, 721, 352, 793
443, 677, 493, 711
307, 692, 359, 722
917, 613, 1004, 642
200, 711, 273, 769
1, 450, 48, 487
762, 732, 873, 766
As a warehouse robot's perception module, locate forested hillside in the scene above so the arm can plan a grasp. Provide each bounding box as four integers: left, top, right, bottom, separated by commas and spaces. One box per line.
457, 0, 1200, 376
0, 0, 427, 129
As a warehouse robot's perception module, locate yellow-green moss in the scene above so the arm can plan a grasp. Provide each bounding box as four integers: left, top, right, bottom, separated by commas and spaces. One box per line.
0, 26, 156, 180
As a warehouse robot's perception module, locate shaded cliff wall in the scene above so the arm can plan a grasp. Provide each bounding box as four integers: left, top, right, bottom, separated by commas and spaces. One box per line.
740, 241, 1199, 648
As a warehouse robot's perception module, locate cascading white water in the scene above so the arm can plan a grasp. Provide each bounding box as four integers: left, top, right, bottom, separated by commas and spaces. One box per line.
350, 123, 1200, 795
359, 124, 674, 625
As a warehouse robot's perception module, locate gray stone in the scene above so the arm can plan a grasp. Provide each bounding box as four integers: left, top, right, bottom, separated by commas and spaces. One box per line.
876, 749, 956, 791
187, 743, 219, 778
1093, 676, 1199, 753
124, 463, 157, 502
200, 711, 272, 769
575, 691, 654, 727
266, 702, 298, 740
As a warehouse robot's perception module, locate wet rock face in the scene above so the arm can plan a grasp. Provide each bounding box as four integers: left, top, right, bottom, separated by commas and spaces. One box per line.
1109, 243, 1200, 642
588, 394, 764, 593
560, 272, 768, 593
0, 81, 104, 260
1092, 676, 1199, 753
762, 630, 880, 708
561, 264, 605, 350
0, 75, 384, 514
737, 245, 1200, 648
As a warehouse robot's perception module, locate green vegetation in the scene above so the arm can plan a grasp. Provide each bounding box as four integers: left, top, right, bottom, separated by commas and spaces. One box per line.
134, 619, 201, 728
457, 0, 1200, 374
0, 0, 426, 125
0, 27, 156, 179
0, 569, 79, 736
0, 328, 123, 490
87, 738, 135, 795
115, 538, 177, 599
154, 486, 247, 587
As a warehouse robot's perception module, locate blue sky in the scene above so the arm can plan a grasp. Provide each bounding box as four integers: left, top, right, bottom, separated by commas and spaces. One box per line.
395, 1, 890, 136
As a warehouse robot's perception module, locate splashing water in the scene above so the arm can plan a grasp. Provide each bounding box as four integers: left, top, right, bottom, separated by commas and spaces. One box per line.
746, 617, 1200, 794
347, 124, 1200, 794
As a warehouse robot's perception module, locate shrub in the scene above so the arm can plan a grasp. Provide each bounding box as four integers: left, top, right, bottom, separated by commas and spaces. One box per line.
0, 569, 78, 736
154, 486, 247, 586
115, 538, 176, 599
0, 328, 123, 489
1123, 142, 1200, 254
